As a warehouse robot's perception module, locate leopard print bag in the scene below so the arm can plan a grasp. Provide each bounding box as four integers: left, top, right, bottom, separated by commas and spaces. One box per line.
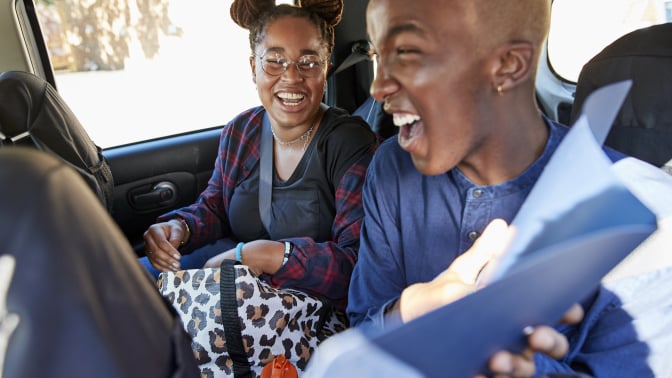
158, 261, 348, 378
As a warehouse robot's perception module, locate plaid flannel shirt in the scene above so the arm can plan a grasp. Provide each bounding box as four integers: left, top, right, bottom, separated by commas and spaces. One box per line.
160, 106, 377, 310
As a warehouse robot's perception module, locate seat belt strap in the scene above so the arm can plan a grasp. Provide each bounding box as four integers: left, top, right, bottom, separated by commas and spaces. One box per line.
328, 40, 372, 78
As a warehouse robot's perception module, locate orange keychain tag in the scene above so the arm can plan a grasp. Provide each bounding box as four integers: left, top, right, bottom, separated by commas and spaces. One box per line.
260, 354, 298, 378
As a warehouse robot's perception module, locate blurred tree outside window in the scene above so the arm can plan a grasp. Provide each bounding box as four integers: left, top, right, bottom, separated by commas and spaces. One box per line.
35, 0, 262, 148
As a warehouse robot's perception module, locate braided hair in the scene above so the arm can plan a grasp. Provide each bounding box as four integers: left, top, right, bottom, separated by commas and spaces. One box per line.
230, 0, 343, 55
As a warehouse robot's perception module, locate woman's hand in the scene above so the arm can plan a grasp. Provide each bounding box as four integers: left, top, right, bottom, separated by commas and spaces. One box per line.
204, 240, 285, 276
143, 219, 187, 272
203, 249, 236, 268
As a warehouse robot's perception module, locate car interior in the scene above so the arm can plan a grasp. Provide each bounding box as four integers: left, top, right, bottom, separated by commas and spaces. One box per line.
0, 0, 671, 375
1, 0, 669, 254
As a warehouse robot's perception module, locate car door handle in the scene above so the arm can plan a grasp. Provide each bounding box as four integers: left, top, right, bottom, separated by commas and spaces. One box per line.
131, 181, 177, 209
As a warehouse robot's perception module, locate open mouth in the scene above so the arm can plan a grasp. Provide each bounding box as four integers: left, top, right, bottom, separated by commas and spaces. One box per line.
393, 112, 423, 149
277, 91, 306, 107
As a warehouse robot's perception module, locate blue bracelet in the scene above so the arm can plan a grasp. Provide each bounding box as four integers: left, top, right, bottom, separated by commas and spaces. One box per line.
235, 242, 244, 263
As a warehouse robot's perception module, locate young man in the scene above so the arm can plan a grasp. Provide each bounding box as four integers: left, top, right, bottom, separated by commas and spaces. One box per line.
347, 0, 656, 376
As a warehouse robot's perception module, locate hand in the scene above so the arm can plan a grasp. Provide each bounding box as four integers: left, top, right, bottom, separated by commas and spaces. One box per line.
397, 218, 514, 322
392, 218, 583, 377
203, 248, 236, 269
204, 240, 279, 276
143, 219, 186, 272
482, 304, 584, 377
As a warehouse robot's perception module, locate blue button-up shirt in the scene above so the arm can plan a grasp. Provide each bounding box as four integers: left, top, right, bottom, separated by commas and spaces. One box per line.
346, 119, 655, 376
348, 119, 569, 329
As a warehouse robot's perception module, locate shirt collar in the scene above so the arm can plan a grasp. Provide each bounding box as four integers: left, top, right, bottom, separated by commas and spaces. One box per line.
451, 117, 568, 198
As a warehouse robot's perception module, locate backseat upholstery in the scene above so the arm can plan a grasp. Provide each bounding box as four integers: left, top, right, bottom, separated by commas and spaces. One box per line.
570, 23, 672, 171
0, 147, 198, 377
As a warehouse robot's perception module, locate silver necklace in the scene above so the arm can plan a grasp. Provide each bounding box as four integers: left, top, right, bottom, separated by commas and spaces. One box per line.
270, 113, 320, 150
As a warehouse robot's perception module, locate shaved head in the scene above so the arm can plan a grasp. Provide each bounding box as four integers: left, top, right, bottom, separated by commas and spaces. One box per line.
472, 0, 551, 55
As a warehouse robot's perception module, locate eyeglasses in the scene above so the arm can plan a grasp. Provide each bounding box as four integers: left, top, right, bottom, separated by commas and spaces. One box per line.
256, 51, 326, 78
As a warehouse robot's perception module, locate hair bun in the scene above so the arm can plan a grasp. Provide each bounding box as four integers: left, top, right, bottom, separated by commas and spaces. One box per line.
230, 0, 276, 29
299, 0, 343, 27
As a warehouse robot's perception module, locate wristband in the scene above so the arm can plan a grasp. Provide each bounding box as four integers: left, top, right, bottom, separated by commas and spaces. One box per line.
235, 242, 244, 263
282, 241, 293, 266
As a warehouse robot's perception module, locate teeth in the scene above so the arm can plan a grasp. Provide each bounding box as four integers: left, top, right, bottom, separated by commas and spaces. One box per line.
278, 92, 305, 100
393, 113, 421, 127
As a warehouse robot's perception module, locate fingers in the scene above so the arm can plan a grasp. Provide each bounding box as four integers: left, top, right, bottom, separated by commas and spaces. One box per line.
488, 350, 536, 378
203, 255, 223, 269
559, 303, 584, 325
448, 218, 513, 285
515, 305, 581, 367
487, 316, 575, 377
148, 248, 181, 272
143, 222, 182, 272
398, 276, 475, 322
402, 219, 515, 323
526, 325, 569, 360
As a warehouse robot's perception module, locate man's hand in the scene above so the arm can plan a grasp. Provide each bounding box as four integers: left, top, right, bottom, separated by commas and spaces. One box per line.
397, 218, 513, 322
392, 218, 585, 377
483, 304, 584, 377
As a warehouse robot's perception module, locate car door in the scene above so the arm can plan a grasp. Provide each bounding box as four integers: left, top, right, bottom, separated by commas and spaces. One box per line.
4, 0, 372, 255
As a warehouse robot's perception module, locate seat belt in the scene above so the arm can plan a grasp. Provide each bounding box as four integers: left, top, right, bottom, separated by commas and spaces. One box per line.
259, 112, 273, 234
328, 40, 372, 78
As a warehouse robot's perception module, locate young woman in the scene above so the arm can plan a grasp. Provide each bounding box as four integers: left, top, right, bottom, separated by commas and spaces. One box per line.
141, 0, 377, 311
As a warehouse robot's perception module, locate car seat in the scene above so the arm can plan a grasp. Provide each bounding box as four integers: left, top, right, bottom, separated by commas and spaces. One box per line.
0, 70, 114, 211
570, 23, 672, 171
0, 147, 198, 378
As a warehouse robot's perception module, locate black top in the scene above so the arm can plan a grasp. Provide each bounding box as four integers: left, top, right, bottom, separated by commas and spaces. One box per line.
228, 106, 375, 242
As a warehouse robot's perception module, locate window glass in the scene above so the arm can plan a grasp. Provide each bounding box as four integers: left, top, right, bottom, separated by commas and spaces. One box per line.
35, 0, 289, 148
548, 0, 672, 83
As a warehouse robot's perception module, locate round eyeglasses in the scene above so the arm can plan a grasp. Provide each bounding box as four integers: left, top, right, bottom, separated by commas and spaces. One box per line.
256, 52, 326, 78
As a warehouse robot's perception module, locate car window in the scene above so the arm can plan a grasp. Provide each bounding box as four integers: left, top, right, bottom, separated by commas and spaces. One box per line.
548, 0, 672, 83
34, 0, 291, 148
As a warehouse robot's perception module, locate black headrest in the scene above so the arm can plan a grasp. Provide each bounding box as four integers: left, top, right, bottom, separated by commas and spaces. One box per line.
570, 23, 672, 167
0, 71, 115, 211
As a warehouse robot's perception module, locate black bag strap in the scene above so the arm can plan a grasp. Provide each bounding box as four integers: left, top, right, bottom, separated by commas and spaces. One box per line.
259, 112, 273, 233
220, 260, 252, 378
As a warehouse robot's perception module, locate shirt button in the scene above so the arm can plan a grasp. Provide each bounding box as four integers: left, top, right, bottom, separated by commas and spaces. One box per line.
468, 231, 479, 241
473, 189, 483, 198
